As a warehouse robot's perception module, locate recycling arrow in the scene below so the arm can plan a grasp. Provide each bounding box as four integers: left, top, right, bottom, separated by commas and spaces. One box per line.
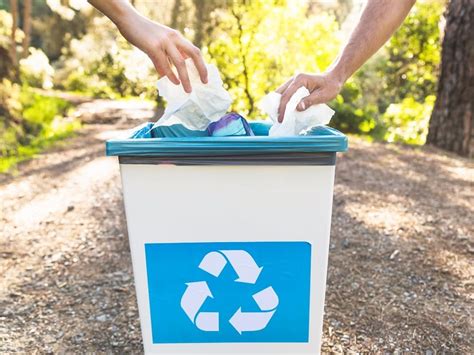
199, 250, 263, 284
195, 311, 219, 331
181, 249, 278, 334
229, 308, 275, 334
180, 282, 213, 323
198, 251, 227, 277
220, 250, 263, 284
229, 286, 279, 334
252, 286, 279, 311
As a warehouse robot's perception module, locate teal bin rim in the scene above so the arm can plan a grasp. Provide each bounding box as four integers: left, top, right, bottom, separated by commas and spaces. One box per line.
106, 124, 348, 157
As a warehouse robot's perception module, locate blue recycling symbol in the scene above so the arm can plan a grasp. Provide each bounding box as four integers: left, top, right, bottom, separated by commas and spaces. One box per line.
180, 250, 279, 334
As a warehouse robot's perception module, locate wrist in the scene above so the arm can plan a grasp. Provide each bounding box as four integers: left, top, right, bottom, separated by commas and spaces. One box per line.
112, 2, 142, 32
116, 12, 152, 49
326, 65, 349, 87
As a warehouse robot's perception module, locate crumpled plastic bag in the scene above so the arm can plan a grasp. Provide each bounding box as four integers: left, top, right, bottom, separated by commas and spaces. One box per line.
258, 87, 335, 136
207, 112, 254, 137
152, 58, 232, 131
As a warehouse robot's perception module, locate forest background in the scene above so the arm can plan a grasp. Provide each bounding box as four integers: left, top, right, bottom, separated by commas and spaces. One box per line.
0, 0, 462, 172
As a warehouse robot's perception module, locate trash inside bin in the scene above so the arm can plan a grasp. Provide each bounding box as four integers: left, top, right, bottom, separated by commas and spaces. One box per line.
106, 123, 347, 354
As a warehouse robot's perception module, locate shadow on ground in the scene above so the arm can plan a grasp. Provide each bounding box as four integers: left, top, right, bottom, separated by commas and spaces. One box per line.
1, 126, 472, 353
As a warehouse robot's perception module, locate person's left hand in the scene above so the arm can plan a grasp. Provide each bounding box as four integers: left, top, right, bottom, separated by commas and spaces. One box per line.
276, 72, 344, 122
117, 16, 208, 93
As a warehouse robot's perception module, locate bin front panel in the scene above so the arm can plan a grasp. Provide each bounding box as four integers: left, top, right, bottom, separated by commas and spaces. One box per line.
120, 164, 335, 354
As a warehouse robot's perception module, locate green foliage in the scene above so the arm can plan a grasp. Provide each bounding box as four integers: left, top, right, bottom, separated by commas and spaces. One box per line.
204, 0, 443, 145
0, 0, 447, 155
0, 82, 80, 173
330, 81, 380, 135
0, 79, 23, 154
205, 0, 340, 118
380, 1, 443, 107
20, 89, 72, 132
0, 10, 15, 79
0, 117, 80, 174
30, 2, 90, 62
54, 16, 157, 100
0, 9, 12, 48
20, 48, 55, 88
0, 78, 21, 116
330, 0, 444, 143
382, 95, 436, 145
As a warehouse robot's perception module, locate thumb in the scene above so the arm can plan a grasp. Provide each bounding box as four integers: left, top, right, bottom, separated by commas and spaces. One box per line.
296, 90, 326, 111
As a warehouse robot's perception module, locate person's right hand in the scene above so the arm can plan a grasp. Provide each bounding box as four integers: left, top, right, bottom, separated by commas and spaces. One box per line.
276, 72, 344, 123
117, 15, 208, 93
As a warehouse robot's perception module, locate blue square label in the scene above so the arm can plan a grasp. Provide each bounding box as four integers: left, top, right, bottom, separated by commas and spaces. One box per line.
144, 241, 311, 343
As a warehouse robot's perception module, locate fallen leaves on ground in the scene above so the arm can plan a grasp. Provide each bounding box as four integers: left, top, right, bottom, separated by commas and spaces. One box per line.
1, 107, 472, 353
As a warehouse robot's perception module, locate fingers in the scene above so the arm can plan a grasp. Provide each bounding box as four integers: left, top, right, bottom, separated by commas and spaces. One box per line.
277, 78, 305, 123
275, 77, 293, 94
296, 90, 326, 111
296, 76, 338, 111
151, 28, 208, 91
150, 50, 180, 85
180, 42, 208, 84
166, 44, 192, 93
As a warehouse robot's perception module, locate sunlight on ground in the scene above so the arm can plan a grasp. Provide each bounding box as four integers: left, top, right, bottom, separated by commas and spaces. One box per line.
435, 250, 474, 290
12, 158, 117, 228
94, 128, 132, 141
360, 206, 422, 232
442, 164, 474, 183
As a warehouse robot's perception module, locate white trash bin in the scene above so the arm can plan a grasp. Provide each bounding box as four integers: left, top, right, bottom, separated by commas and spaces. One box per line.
107, 123, 347, 355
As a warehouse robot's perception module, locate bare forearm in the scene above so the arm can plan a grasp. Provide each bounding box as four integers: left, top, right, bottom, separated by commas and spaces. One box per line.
87, 0, 208, 91
87, 0, 141, 29
330, 0, 416, 83
277, 0, 415, 118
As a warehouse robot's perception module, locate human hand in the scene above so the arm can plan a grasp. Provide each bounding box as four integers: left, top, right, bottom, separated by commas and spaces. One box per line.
276, 72, 344, 123
117, 15, 208, 93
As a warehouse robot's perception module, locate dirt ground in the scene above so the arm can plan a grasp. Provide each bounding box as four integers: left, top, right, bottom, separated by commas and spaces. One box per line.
1, 101, 473, 353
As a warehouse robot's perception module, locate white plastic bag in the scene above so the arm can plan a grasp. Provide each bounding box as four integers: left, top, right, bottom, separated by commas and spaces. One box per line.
258, 87, 335, 137
152, 58, 232, 131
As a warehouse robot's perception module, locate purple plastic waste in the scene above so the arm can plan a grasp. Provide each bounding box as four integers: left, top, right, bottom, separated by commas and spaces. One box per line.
207, 112, 254, 137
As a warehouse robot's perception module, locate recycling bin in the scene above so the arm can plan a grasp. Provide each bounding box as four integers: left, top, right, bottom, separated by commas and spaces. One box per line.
106, 123, 347, 355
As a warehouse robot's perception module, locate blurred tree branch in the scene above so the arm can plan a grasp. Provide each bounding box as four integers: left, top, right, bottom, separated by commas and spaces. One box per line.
230, 4, 264, 116
9, 0, 17, 67
22, 0, 31, 58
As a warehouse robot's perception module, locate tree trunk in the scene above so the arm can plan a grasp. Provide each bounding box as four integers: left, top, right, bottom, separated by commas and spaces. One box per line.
193, 0, 211, 48
427, 0, 474, 157
22, 0, 32, 58
9, 0, 18, 66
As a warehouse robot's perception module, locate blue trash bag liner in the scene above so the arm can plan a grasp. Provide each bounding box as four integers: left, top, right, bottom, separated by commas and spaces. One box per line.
150, 112, 254, 138
152, 124, 208, 138
106, 120, 347, 158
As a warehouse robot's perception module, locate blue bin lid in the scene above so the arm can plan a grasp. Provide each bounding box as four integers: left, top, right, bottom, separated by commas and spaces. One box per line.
106, 122, 348, 157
